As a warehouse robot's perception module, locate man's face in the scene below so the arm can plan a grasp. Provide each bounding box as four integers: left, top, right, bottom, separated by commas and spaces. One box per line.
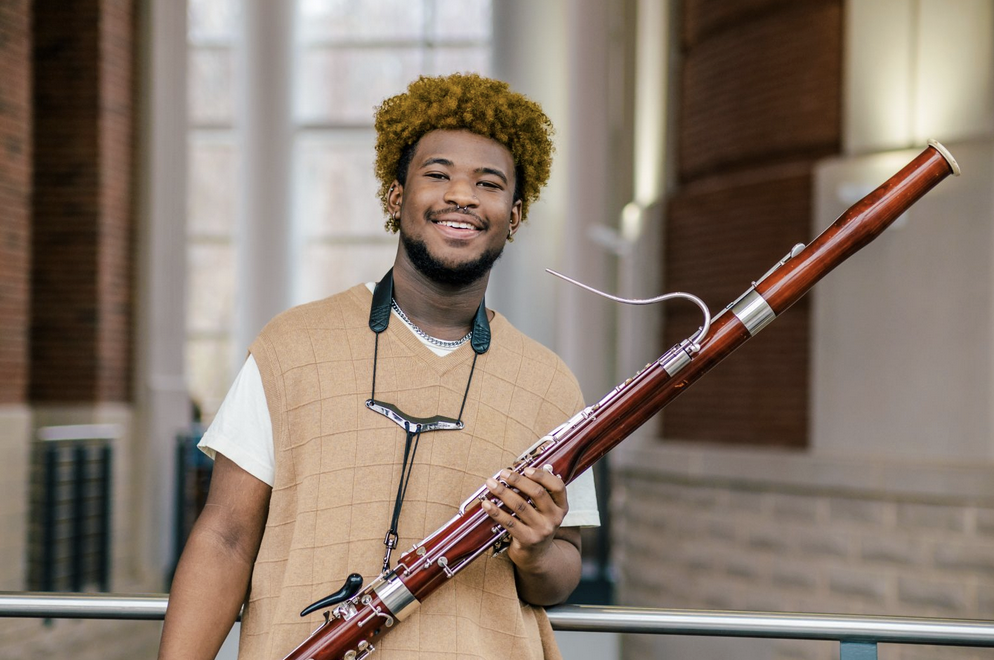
390, 129, 521, 287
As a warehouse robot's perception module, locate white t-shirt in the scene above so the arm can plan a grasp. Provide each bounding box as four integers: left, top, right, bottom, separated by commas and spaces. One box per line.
199, 295, 600, 528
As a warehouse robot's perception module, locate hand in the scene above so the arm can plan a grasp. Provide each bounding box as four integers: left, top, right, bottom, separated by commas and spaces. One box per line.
481, 466, 568, 571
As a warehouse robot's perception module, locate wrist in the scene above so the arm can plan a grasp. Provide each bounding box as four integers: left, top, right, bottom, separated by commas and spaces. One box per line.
509, 538, 561, 576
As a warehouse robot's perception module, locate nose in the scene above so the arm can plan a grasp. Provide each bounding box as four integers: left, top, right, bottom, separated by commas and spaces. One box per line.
443, 178, 478, 208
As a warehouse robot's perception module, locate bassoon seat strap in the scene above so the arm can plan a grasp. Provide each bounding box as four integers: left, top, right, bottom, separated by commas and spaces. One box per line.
366, 269, 487, 571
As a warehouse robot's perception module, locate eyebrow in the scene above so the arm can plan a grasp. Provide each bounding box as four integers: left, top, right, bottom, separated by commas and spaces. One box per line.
419, 157, 509, 185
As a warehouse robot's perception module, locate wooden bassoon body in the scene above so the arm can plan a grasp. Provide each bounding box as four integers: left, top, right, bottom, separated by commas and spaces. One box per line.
283, 140, 960, 660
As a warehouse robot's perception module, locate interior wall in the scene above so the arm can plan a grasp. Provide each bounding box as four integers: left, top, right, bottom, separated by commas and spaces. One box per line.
31, 0, 135, 404
615, 3, 994, 659
489, 0, 570, 353
132, 0, 190, 585
0, 0, 33, 596
491, 0, 623, 400
845, 0, 994, 154
661, 0, 843, 447
0, 1, 161, 657
0, 0, 32, 406
812, 0, 994, 461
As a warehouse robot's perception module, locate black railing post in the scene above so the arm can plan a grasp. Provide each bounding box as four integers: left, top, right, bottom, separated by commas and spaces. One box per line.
41, 446, 57, 592
98, 444, 112, 591
71, 445, 86, 592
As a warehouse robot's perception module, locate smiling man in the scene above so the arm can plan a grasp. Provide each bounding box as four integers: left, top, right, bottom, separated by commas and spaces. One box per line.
159, 74, 599, 660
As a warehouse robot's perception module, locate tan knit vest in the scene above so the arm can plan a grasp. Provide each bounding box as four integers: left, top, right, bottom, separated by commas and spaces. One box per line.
238, 284, 584, 660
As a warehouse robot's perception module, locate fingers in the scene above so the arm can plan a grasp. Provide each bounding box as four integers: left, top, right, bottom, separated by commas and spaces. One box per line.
480, 467, 569, 539
519, 467, 568, 510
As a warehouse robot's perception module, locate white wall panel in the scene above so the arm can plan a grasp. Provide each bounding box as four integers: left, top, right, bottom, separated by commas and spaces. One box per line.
811, 140, 993, 460
844, 0, 915, 154
916, 0, 994, 144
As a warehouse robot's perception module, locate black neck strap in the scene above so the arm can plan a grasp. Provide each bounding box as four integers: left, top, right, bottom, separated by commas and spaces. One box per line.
368, 268, 491, 354
366, 268, 489, 572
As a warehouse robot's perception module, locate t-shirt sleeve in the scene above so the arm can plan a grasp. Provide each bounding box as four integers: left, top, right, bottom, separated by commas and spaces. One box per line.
197, 355, 276, 487
556, 362, 600, 528
563, 467, 600, 528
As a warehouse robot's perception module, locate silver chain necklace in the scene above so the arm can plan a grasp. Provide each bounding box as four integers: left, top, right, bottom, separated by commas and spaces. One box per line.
391, 299, 472, 349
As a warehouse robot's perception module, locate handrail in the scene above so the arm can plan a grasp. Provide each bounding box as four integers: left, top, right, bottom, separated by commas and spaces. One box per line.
1, 592, 993, 649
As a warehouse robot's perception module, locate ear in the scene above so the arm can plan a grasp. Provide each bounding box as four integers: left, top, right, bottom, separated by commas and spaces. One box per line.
387, 180, 404, 216
507, 199, 522, 239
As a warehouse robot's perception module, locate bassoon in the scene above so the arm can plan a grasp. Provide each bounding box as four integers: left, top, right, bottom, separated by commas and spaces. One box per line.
283, 140, 960, 660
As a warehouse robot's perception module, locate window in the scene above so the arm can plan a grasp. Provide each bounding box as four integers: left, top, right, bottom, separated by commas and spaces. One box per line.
290, 0, 493, 304
185, 0, 242, 418
184, 0, 493, 419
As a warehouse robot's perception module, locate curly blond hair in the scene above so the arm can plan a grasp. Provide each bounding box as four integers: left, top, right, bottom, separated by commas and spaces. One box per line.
374, 73, 555, 232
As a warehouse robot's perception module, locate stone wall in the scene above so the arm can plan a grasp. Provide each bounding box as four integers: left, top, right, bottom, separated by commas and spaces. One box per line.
613, 441, 994, 660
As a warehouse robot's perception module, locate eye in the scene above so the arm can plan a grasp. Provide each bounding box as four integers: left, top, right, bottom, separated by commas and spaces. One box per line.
478, 180, 503, 190
424, 171, 448, 180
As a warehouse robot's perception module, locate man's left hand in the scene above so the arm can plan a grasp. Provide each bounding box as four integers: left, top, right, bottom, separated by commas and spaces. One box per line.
481, 466, 568, 571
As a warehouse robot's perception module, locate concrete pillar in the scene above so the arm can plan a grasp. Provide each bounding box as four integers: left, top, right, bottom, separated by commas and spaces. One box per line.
235, 0, 294, 358
134, 0, 190, 582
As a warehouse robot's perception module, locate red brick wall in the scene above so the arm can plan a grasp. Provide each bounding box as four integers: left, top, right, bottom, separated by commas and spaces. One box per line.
96, 0, 135, 402
662, 0, 842, 446
0, 0, 32, 404
30, 0, 134, 403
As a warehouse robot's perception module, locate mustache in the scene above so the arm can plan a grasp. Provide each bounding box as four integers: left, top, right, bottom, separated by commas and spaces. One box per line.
425, 206, 486, 227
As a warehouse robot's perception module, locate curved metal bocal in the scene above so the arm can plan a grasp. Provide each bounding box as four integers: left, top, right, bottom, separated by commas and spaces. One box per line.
545, 269, 712, 346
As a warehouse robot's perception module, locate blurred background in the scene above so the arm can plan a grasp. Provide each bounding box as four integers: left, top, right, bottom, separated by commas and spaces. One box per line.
1, 0, 994, 658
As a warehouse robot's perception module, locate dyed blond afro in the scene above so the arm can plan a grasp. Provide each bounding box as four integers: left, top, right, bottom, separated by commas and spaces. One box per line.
374, 73, 554, 232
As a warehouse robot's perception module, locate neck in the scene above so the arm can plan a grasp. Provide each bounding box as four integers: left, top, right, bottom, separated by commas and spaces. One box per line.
391, 257, 490, 341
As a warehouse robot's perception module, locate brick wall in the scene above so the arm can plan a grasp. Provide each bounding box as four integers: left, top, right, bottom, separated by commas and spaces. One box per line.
614, 462, 994, 660
30, 0, 133, 404
662, 0, 842, 447
0, 1, 152, 656
0, 0, 32, 404
96, 0, 135, 402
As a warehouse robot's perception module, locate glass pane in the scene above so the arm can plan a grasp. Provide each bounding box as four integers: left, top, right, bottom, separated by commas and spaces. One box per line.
295, 133, 384, 238
187, 243, 236, 334
296, 47, 423, 124
188, 137, 239, 237
189, 48, 236, 125
297, 0, 425, 43
426, 46, 491, 77
297, 243, 397, 304
186, 337, 234, 421
188, 0, 241, 43
431, 0, 492, 42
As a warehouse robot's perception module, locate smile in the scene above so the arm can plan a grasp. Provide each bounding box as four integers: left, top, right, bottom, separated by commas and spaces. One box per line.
434, 219, 480, 231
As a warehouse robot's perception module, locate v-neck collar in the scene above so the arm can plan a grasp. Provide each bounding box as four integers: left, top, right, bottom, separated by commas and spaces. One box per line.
356, 280, 502, 378
369, 268, 491, 354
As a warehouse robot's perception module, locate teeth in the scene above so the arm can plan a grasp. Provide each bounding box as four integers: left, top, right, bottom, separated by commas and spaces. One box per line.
438, 220, 476, 230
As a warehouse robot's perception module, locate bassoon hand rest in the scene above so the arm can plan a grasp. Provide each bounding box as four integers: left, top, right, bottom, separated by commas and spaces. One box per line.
282, 140, 960, 660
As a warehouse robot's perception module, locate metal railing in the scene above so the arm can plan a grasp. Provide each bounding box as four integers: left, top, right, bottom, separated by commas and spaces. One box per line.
1, 592, 993, 659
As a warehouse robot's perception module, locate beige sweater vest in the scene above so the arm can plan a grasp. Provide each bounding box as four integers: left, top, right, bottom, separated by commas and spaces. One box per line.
239, 284, 584, 660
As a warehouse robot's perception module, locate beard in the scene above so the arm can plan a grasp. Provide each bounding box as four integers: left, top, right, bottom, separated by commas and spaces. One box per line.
400, 230, 505, 287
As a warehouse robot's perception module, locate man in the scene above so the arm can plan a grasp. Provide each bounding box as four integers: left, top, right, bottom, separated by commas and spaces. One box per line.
159, 73, 599, 660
